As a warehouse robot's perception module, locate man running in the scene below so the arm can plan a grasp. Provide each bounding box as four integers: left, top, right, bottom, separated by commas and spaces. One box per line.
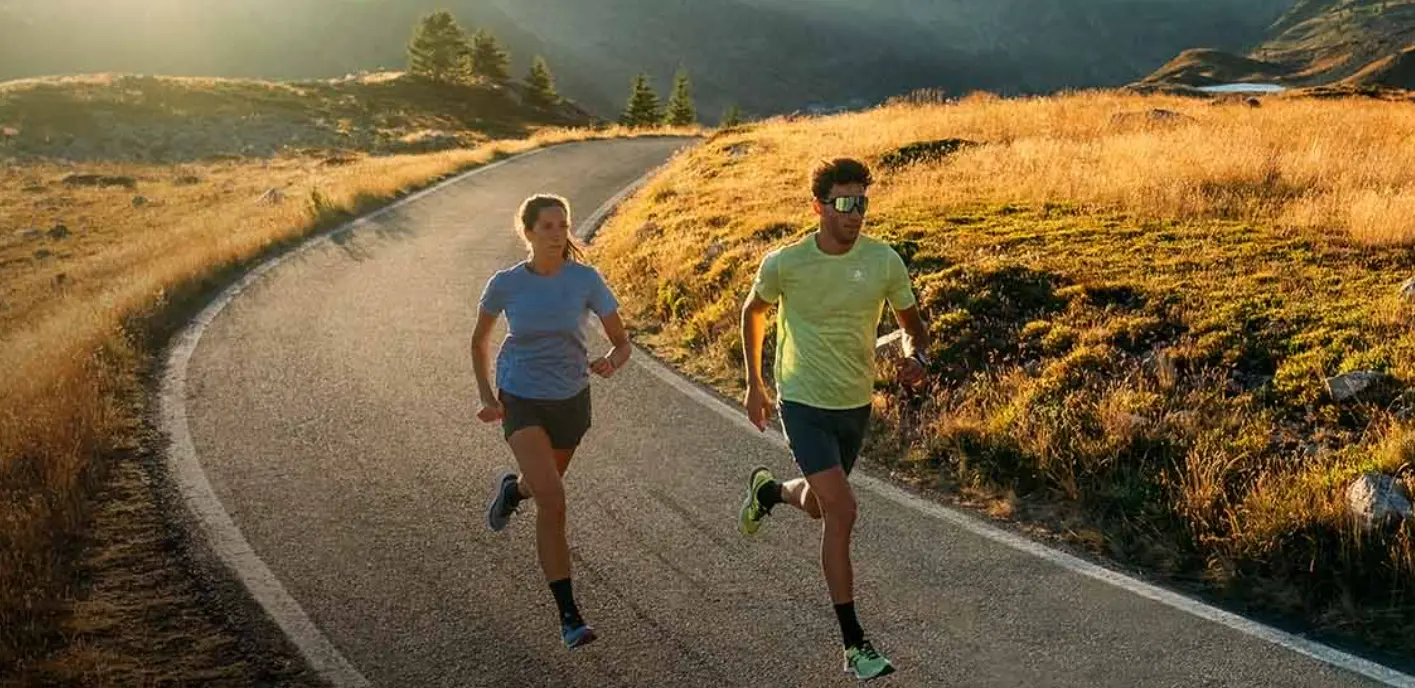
737, 157, 930, 680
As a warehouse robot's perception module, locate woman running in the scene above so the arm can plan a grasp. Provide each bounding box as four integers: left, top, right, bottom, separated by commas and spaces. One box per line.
472, 193, 631, 650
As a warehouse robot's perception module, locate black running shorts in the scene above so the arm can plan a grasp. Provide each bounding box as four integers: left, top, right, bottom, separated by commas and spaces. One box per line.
499, 387, 592, 450
778, 400, 872, 477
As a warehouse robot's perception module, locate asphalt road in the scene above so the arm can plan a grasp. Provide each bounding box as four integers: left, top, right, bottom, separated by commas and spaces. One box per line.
179, 137, 1387, 687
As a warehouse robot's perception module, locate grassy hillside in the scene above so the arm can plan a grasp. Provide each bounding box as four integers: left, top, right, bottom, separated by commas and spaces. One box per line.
0, 0, 1290, 120
590, 92, 1415, 656
0, 71, 593, 162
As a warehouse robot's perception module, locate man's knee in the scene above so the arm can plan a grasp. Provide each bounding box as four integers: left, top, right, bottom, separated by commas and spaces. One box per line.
810, 478, 857, 529
820, 493, 858, 528
802, 491, 823, 520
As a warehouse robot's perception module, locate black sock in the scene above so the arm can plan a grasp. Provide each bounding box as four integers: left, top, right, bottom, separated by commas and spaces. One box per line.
757, 479, 783, 511
834, 601, 866, 649
549, 578, 582, 627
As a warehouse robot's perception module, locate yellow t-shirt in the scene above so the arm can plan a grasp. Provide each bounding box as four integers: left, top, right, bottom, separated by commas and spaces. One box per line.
752, 232, 917, 410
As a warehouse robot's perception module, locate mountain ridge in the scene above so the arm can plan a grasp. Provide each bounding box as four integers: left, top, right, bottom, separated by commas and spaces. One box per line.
2, 0, 1292, 120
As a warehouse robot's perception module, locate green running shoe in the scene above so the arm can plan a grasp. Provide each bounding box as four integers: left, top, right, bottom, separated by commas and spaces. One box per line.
738, 466, 775, 535
843, 640, 895, 681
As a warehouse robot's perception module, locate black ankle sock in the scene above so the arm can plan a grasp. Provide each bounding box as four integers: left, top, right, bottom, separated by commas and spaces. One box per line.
834, 601, 866, 649
549, 578, 582, 627
757, 479, 783, 510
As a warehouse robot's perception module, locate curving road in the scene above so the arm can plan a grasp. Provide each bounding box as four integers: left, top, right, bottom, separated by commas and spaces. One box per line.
170, 138, 1400, 687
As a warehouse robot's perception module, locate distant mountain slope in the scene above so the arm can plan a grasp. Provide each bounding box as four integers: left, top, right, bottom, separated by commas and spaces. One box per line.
1141, 0, 1415, 90
1340, 44, 1415, 87
1, 0, 1291, 121
1256, 0, 1415, 82
0, 72, 592, 162
1136, 49, 1288, 87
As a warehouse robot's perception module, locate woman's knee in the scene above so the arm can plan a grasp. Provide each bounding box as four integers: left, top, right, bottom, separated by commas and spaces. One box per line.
531, 480, 566, 518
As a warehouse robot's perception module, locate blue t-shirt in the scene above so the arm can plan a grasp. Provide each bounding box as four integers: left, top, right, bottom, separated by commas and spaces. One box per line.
478, 261, 619, 400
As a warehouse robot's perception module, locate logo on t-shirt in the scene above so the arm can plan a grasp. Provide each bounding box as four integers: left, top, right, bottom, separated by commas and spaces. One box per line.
852, 269, 865, 282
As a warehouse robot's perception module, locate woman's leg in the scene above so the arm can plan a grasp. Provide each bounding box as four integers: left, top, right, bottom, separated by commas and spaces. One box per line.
506, 426, 595, 647
507, 427, 570, 583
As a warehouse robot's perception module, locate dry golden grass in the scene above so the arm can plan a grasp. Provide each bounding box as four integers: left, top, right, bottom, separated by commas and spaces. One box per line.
591, 91, 1415, 654
0, 123, 698, 680
615, 90, 1415, 246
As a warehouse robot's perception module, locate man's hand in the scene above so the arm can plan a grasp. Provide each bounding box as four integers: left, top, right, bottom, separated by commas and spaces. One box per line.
897, 357, 926, 388
891, 306, 931, 390
477, 395, 504, 423
745, 384, 773, 431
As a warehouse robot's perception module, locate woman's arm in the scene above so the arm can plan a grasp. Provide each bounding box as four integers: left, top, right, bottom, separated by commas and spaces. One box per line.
590, 312, 632, 378
471, 309, 503, 420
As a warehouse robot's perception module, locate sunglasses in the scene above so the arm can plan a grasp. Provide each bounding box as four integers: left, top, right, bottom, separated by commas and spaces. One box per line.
823, 194, 869, 215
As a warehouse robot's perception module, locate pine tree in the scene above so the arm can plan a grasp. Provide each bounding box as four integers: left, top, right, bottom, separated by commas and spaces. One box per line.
664, 67, 697, 126
407, 11, 471, 85
620, 73, 662, 127
720, 103, 744, 128
470, 29, 511, 83
525, 56, 558, 108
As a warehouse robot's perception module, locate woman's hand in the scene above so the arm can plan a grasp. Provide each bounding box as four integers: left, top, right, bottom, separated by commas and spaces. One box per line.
477, 394, 505, 423
590, 355, 618, 378
594, 312, 632, 380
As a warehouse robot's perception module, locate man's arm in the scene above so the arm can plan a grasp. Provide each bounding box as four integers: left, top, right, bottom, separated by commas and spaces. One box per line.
891, 304, 931, 388
884, 247, 930, 384
741, 294, 775, 430
893, 305, 930, 362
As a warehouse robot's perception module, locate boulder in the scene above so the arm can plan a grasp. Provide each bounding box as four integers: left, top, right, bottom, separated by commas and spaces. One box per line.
1400, 276, 1415, 302
62, 174, 136, 189
1325, 370, 1387, 402
880, 139, 979, 169
1347, 472, 1413, 530
1110, 109, 1197, 128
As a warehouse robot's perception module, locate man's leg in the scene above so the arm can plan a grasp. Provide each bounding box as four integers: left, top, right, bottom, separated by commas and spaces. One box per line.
739, 401, 833, 531
775, 476, 822, 518
828, 404, 894, 678
803, 465, 859, 608
740, 402, 893, 677
746, 401, 854, 521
